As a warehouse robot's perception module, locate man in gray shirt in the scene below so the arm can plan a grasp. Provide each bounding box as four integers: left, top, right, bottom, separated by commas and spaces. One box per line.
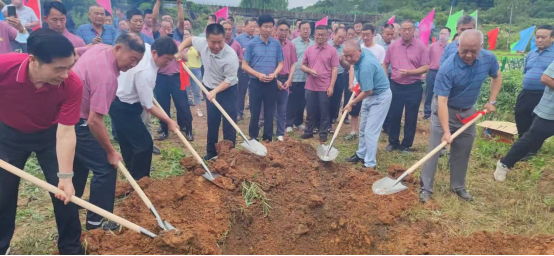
177, 23, 239, 160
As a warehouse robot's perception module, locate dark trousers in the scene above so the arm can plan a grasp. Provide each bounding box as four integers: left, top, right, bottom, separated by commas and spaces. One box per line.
343, 76, 352, 121
286, 82, 306, 127
154, 73, 193, 134
502, 116, 554, 168
382, 73, 393, 132
237, 70, 250, 117
424, 69, 438, 117
388, 80, 423, 148
0, 122, 82, 255
109, 98, 153, 180
305, 89, 331, 139
205, 86, 238, 157
73, 120, 117, 226
515, 89, 544, 154
249, 78, 278, 141
330, 73, 347, 121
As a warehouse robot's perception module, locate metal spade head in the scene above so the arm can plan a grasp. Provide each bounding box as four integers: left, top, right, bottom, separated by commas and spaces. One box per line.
317, 145, 339, 162
372, 177, 408, 195
201, 170, 221, 182
163, 220, 176, 231
240, 140, 268, 156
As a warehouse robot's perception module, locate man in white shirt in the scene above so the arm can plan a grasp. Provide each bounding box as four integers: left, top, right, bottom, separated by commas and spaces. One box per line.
109, 37, 178, 180
360, 24, 386, 63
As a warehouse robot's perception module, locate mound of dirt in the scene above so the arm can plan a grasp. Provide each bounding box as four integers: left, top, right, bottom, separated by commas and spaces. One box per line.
83, 140, 554, 255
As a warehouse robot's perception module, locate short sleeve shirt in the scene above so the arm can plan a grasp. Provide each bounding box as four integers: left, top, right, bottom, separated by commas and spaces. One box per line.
439, 40, 459, 66
227, 38, 244, 61
302, 43, 339, 92
0, 53, 83, 133
434, 50, 499, 109
384, 38, 430, 84
361, 43, 386, 64
117, 44, 158, 109
76, 24, 118, 45
72, 44, 121, 119
279, 39, 298, 75
292, 37, 315, 82
244, 36, 284, 78
192, 37, 239, 89
62, 29, 86, 48
328, 40, 345, 74
354, 49, 390, 95
523, 44, 554, 91
428, 41, 447, 70
159, 40, 182, 75
0, 20, 18, 54
2, 5, 38, 27
534, 62, 554, 120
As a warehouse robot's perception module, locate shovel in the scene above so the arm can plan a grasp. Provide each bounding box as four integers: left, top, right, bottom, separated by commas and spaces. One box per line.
153, 99, 221, 182
180, 62, 267, 157
117, 162, 175, 231
0, 159, 157, 238
318, 91, 356, 161
372, 110, 488, 195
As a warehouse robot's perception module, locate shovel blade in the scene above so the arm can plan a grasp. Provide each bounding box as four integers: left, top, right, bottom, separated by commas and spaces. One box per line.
317, 145, 339, 162
240, 140, 267, 156
201, 171, 221, 182
372, 177, 408, 195
163, 220, 177, 231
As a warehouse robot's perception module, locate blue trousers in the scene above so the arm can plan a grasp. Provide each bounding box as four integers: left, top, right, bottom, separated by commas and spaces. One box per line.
356, 89, 392, 167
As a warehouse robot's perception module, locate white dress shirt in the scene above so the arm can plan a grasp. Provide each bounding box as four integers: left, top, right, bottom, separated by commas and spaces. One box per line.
116, 44, 159, 110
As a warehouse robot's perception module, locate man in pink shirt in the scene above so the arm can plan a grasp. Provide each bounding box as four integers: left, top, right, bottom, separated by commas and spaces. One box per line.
42, 2, 88, 56
383, 20, 430, 153
291, 19, 302, 39
141, 0, 160, 39
223, 21, 243, 60
0, 20, 18, 54
301, 25, 339, 142
423, 27, 450, 119
72, 33, 145, 231
275, 19, 298, 141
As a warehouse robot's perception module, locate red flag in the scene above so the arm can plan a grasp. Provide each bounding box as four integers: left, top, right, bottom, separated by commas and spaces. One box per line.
432, 37, 436, 43
315, 17, 328, 27
179, 60, 190, 90
96, 0, 112, 15
487, 27, 500, 50
353, 84, 361, 96
387, 15, 395, 24
214, 7, 228, 21
24, 0, 41, 30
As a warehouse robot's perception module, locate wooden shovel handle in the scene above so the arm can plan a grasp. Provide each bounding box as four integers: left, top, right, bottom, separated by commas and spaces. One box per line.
117, 162, 153, 208
327, 91, 357, 150
0, 159, 144, 234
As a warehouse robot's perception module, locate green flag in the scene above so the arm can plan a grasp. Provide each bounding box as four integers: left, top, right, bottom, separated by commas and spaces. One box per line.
510, 42, 518, 53
470, 10, 478, 27
446, 10, 463, 40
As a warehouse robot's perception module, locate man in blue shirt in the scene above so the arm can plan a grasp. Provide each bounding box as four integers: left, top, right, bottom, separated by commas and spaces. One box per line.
235, 18, 258, 121
113, 8, 154, 45
342, 40, 392, 168
439, 15, 476, 66
513, 25, 554, 159
76, 5, 118, 45
420, 30, 502, 203
242, 14, 284, 142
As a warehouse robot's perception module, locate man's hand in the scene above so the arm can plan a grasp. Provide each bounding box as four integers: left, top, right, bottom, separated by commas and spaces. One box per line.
56, 179, 75, 205
348, 83, 354, 92
399, 69, 411, 77
422, 73, 427, 81
206, 91, 218, 101
92, 35, 102, 45
441, 131, 453, 144
167, 119, 179, 132
483, 103, 496, 113
309, 69, 319, 77
107, 151, 123, 167
277, 80, 285, 90
327, 86, 334, 97
257, 73, 268, 82
284, 80, 292, 89
344, 102, 353, 113
6, 17, 24, 32
267, 73, 275, 81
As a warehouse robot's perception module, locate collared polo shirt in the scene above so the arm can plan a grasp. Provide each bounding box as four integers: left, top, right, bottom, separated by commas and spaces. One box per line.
185, 47, 202, 69
192, 37, 239, 89
302, 43, 339, 92
113, 31, 154, 45
328, 40, 345, 74
354, 49, 390, 95
534, 62, 554, 120
227, 38, 244, 61
439, 40, 459, 66
292, 37, 315, 82
141, 25, 154, 39
117, 44, 158, 109
0, 53, 82, 133
76, 24, 118, 45
279, 39, 298, 76
0, 20, 17, 54
172, 27, 184, 42
2, 5, 38, 27
62, 29, 86, 48
429, 41, 447, 70
434, 50, 499, 109
243, 36, 284, 78
291, 30, 300, 40
377, 39, 393, 73
523, 44, 554, 91
384, 38, 430, 84
72, 44, 121, 119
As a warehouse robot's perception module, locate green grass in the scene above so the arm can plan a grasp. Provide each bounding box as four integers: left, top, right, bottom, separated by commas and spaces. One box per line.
241, 181, 272, 217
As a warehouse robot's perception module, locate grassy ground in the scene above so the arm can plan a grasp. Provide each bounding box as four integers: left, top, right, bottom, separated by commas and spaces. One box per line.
8, 98, 554, 254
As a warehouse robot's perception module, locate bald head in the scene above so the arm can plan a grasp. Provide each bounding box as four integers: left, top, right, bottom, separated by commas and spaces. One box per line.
344, 39, 361, 51
459, 29, 484, 45
458, 29, 483, 65
88, 5, 105, 27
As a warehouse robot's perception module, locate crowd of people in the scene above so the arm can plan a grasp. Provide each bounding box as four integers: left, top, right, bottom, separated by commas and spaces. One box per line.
1, 0, 554, 254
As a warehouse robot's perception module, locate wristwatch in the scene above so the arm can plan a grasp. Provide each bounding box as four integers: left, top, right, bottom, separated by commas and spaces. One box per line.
57, 172, 74, 179
489, 101, 497, 106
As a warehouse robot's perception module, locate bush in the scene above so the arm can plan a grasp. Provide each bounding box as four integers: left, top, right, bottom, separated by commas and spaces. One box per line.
477, 69, 522, 122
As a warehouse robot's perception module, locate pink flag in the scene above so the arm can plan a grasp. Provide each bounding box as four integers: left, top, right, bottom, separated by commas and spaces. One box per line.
418, 8, 435, 46
315, 17, 328, 27
96, 0, 112, 15
387, 15, 395, 24
214, 7, 228, 21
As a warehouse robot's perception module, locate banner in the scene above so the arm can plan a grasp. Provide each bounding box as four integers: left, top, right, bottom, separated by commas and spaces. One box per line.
510, 42, 517, 54
512, 25, 536, 52
214, 7, 228, 21
387, 15, 395, 24
418, 9, 434, 46
487, 27, 499, 50
96, 0, 112, 15
470, 10, 478, 27
446, 10, 463, 40
315, 17, 328, 27
25, 0, 41, 30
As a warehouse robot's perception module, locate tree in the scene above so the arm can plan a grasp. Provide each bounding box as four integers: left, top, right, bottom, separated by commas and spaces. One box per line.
239, 0, 288, 10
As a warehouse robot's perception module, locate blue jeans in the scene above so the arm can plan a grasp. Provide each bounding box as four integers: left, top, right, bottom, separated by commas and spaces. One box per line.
188, 68, 202, 105
356, 89, 392, 168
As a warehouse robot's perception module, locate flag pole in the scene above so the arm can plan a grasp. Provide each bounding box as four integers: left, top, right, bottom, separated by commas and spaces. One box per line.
449, 6, 453, 16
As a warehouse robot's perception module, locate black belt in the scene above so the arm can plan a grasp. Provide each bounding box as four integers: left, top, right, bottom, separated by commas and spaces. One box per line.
277, 74, 289, 79
448, 105, 472, 112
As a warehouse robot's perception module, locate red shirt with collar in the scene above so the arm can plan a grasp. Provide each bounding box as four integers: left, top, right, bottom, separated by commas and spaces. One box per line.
0, 53, 83, 133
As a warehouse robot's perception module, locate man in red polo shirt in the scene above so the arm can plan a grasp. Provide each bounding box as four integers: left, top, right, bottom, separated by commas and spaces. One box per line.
0, 29, 83, 255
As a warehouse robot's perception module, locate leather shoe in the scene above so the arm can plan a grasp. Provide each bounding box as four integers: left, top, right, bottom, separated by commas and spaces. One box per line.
86, 220, 120, 231
345, 154, 364, 164
452, 188, 473, 201
344, 119, 350, 124
419, 191, 432, 203
157, 132, 168, 141
153, 145, 161, 155
385, 144, 399, 152
301, 133, 313, 139
186, 131, 194, 141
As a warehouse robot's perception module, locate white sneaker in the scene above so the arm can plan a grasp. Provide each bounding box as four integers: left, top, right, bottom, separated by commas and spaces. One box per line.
494, 160, 510, 182
277, 136, 284, 141
286, 127, 293, 133
197, 108, 204, 117
5, 247, 10, 255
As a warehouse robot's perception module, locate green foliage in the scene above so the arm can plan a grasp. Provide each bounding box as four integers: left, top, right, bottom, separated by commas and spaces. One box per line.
239, 0, 289, 10
241, 181, 271, 216
477, 69, 522, 121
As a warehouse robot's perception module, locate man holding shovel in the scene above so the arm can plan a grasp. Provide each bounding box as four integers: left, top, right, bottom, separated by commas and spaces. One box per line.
342, 40, 392, 168
419, 30, 502, 203
0, 29, 83, 255
176, 23, 239, 160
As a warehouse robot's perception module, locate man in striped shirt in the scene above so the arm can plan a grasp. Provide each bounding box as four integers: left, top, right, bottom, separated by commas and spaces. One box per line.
275, 19, 297, 142
235, 18, 258, 121
495, 61, 554, 182
439, 15, 476, 66
75, 5, 118, 46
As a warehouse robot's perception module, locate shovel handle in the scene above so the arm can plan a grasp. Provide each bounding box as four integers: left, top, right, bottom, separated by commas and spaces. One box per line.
326, 91, 357, 155
116, 162, 153, 208
397, 110, 488, 180
180, 62, 249, 142
0, 159, 155, 238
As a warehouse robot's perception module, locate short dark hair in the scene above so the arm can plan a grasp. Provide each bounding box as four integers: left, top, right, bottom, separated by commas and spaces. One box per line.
152, 36, 178, 56
442, 27, 452, 33
126, 8, 143, 21
402, 19, 415, 26
118, 19, 128, 25
228, 16, 234, 22
217, 17, 226, 24
245, 17, 257, 26
362, 24, 375, 33
105, 10, 111, 16
296, 19, 302, 23
277, 19, 290, 28
28, 28, 74, 63
354, 21, 363, 25
143, 9, 152, 16
537, 25, 554, 37
299, 21, 310, 29
43, 1, 67, 16
315, 25, 327, 31
208, 14, 217, 21
382, 23, 394, 30
115, 32, 146, 54
183, 18, 192, 24
346, 26, 354, 32
453, 33, 460, 40
206, 23, 225, 38
335, 27, 346, 34
257, 14, 274, 27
